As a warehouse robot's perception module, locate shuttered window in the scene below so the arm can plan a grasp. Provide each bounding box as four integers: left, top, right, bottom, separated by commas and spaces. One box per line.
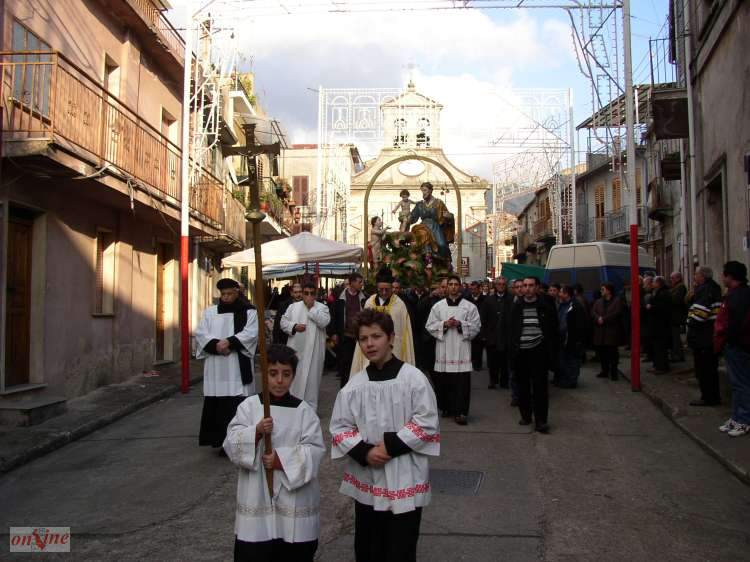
612, 178, 622, 211
594, 185, 605, 217
293, 176, 309, 206
94, 231, 115, 315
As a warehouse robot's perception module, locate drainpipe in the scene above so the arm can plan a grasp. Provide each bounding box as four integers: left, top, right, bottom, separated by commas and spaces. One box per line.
683, 0, 699, 266
679, 142, 690, 280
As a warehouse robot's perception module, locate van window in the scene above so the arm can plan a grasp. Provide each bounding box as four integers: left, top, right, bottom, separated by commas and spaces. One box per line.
576, 268, 601, 293
574, 245, 601, 268
546, 246, 574, 269
549, 270, 572, 286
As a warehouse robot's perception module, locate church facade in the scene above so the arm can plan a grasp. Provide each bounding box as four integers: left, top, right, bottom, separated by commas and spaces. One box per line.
348, 82, 490, 280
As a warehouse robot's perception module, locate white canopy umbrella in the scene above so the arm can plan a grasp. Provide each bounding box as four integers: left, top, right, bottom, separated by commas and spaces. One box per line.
222, 232, 363, 268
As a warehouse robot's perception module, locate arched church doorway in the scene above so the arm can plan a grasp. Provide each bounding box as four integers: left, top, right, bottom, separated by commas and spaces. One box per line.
362, 154, 462, 277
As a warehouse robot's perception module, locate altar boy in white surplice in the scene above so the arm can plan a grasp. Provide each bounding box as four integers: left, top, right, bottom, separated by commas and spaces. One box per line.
279, 281, 330, 412
224, 344, 325, 562
195, 278, 258, 450
331, 309, 440, 562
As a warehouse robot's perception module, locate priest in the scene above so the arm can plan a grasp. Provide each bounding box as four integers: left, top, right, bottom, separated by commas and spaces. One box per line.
195, 278, 259, 450
350, 268, 415, 375
280, 281, 331, 411
426, 274, 481, 425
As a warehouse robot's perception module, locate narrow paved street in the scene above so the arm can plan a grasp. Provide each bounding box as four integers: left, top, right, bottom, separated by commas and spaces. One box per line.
3, 362, 749, 561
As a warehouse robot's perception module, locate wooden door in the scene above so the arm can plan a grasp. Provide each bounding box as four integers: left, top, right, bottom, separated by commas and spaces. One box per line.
5, 215, 33, 387
155, 243, 172, 360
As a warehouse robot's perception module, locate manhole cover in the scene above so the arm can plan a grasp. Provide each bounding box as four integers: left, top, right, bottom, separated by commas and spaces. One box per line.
430, 469, 484, 496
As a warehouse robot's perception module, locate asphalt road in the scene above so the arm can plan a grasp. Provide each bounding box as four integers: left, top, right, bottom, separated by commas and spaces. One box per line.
2, 362, 749, 561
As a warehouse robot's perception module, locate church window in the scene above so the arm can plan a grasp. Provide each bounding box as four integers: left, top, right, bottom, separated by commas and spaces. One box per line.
416, 118, 431, 148
393, 118, 408, 148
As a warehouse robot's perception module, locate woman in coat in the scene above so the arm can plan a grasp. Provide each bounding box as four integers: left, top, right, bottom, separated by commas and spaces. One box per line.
592, 283, 625, 381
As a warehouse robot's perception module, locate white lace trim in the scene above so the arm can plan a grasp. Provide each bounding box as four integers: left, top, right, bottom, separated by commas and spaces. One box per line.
237, 502, 319, 518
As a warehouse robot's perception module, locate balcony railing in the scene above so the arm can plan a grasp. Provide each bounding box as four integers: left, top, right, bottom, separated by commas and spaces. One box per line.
532, 217, 553, 240
223, 192, 247, 245
1, 51, 227, 228
605, 206, 648, 239
581, 207, 648, 242
127, 0, 185, 64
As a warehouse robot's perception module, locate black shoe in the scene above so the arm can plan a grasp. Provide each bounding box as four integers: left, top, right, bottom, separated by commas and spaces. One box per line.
558, 382, 578, 389
488, 383, 498, 389
499, 383, 509, 389
610, 374, 619, 381
689, 399, 721, 407
510, 398, 519, 407
518, 418, 532, 426
535, 423, 550, 434
596, 372, 608, 378
441, 410, 451, 418
455, 415, 468, 426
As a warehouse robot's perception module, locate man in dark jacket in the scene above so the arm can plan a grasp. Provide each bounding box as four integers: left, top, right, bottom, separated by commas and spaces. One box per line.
467, 281, 486, 371
329, 272, 367, 386
640, 275, 655, 361
648, 276, 672, 373
669, 272, 688, 362
508, 276, 559, 433
272, 282, 301, 344
714, 261, 750, 437
480, 277, 512, 389
557, 285, 586, 388
686, 266, 723, 406
407, 285, 432, 374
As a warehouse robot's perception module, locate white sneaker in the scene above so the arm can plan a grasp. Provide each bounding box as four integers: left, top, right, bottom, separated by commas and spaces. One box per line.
719, 419, 737, 433
728, 423, 750, 438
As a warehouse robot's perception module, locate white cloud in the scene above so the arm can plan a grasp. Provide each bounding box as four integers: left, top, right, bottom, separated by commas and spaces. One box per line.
168, 1, 578, 184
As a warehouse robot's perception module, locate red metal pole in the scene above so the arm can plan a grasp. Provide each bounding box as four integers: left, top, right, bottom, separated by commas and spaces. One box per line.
180, 234, 190, 393
629, 225, 641, 391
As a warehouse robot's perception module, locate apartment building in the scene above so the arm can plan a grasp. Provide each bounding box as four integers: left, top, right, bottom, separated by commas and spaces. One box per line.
0, 0, 247, 420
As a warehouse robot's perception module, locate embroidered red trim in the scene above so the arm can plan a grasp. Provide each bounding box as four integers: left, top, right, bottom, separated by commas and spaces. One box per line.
343, 472, 430, 500
332, 429, 359, 446
404, 421, 440, 443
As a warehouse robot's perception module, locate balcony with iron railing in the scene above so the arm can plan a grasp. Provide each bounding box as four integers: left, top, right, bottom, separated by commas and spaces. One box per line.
259, 178, 293, 235
1, 51, 241, 238
605, 206, 648, 240
532, 217, 554, 241
580, 207, 648, 242
101, 0, 184, 69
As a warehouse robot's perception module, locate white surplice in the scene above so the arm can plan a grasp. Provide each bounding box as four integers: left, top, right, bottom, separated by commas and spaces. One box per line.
349, 294, 415, 375
194, 306, 258, 396
330, 362, 440, 514
280, 300, 330, 412
224, 394, 325, 543
425, 298, 481, 373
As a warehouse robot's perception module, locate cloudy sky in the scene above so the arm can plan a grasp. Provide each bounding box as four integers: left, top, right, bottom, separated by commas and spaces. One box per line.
168, 1, 668, 188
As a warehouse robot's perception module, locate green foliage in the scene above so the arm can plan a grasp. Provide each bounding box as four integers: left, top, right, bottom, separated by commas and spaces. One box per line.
370, 230, 451, 288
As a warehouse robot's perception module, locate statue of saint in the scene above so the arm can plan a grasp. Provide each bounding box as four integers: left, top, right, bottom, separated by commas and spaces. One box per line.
368, 216, 385, 270
408, 182, 453, 261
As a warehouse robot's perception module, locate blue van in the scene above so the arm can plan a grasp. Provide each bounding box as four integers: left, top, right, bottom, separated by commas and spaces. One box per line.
543, 242, 657, 299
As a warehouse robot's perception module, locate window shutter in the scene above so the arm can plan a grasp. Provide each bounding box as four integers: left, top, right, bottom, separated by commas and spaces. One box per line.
612, 178, 621, 211
595, 185, 605, 216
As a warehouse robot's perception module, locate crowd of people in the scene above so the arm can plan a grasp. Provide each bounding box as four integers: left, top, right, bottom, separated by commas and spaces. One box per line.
190, 259, 750, 561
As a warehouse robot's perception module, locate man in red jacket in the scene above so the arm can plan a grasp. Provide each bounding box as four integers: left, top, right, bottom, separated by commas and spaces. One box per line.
714, 261, 750, 438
